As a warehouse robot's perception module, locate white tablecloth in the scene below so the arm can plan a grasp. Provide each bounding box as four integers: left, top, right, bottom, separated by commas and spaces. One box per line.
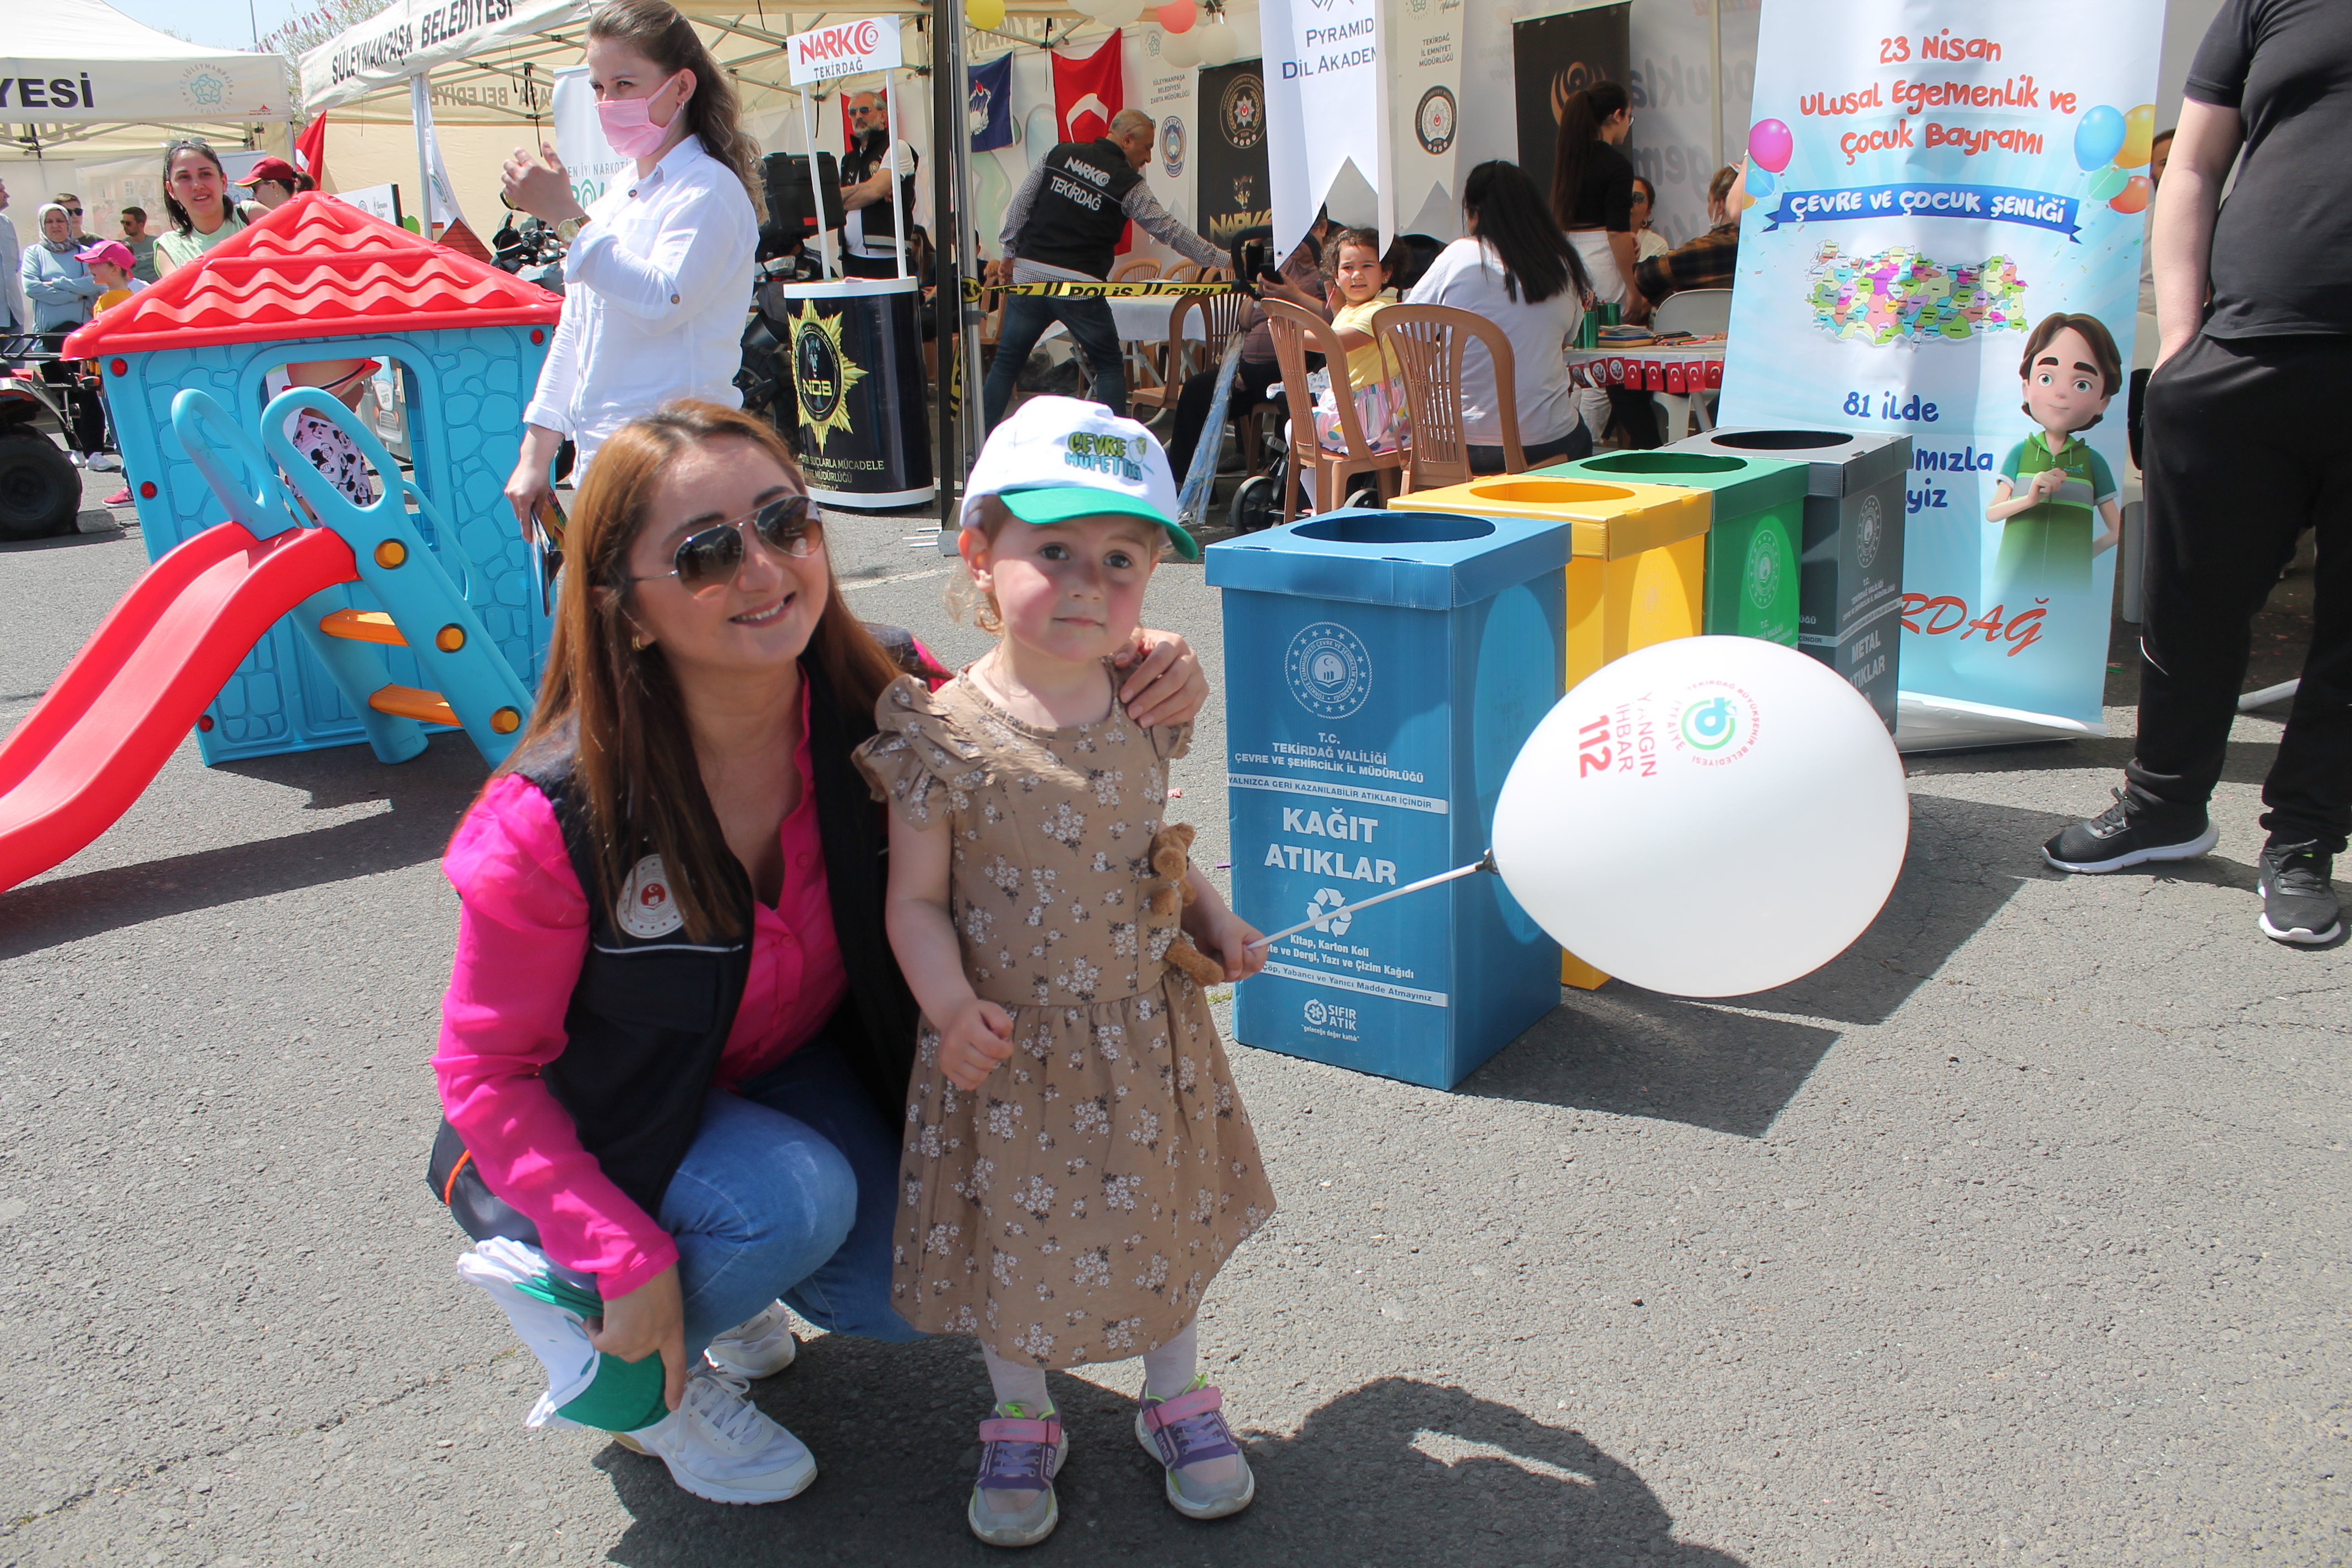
1037, 295, 1215, 346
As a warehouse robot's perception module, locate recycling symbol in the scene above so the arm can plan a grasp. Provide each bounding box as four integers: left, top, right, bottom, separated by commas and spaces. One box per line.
1305, 888, 1352, 936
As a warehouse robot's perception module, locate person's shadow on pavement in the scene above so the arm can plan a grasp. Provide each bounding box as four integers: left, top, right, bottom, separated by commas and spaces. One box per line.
594, 1337, 1745, 1567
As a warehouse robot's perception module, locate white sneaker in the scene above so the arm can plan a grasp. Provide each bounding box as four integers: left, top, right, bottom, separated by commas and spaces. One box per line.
88, 453, 122, 472
625, 1365, 818, 1505
705, 1299, 798, 1378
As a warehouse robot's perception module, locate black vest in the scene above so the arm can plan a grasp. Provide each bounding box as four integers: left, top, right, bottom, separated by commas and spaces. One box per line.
1015, 138, 1142, 281
429, 632, 944, 1241
843, 132, 918, 255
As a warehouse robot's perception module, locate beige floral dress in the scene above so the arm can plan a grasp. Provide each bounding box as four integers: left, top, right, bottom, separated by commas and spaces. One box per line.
853, 671, 1277, 1369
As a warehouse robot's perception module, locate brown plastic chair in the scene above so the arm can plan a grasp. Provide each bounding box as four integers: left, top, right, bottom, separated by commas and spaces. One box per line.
1261, 297, 1407, 521
1373, 304, 1528, 493
1162, 261, 1205, 285
1110, 256, 1162, 283
1128, 288, 1260, 472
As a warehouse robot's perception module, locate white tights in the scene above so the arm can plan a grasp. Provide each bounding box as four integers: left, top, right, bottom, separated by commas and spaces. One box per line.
980, 1318, 1200, 1414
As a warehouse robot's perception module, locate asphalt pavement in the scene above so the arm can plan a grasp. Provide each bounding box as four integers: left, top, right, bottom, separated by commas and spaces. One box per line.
1, 472, 2345, 1567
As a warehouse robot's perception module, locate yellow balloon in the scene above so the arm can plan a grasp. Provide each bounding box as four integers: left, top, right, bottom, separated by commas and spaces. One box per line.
2117, 104, 2157, 168
968, 0, 1006, 29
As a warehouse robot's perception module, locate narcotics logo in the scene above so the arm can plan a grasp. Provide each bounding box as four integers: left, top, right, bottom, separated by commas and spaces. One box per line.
1745, 529, 1783, 611
1414, 86, 1457, 155
790, 299, 867, 454
1286, 621, 1371, 720
1161, 116, 1188, 179
1855, 494, 1884, 571
1062, 431, 1148, 483
1221, 73, 1265, 151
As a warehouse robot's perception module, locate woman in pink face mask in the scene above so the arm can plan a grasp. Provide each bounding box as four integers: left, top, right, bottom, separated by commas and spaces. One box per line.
500, 0, 766, 536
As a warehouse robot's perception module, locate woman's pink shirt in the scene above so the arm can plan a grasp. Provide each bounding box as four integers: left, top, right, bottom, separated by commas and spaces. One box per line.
433, 707, 847, 1297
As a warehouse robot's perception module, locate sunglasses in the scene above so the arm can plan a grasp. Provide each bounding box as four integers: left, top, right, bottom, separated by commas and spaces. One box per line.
65, 206, 84, 216
629, 494, 823, 596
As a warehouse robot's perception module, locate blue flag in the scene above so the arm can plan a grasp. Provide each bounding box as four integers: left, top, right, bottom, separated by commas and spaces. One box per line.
968, 53, 1013, 152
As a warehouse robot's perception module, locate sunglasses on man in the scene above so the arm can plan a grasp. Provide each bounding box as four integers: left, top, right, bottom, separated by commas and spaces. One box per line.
627, 493, 823, 597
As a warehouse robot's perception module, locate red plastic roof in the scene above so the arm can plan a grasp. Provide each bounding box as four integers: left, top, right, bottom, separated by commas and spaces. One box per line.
64, 192, 561, 357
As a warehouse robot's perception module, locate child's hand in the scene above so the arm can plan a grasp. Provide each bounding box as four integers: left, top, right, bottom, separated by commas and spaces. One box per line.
1195, 907, 1268, 983
938, 998, 1016, 1091
2030, 466, 2067, 500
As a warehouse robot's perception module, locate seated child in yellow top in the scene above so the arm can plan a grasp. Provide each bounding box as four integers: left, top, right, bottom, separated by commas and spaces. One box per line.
1313, 228, 1407, 454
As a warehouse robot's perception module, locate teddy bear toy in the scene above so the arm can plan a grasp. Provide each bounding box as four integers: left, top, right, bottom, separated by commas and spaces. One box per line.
1144, 823, 1232, 988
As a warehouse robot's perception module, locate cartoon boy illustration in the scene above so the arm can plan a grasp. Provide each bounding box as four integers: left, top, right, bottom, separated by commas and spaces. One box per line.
1985, 312, 2124, 595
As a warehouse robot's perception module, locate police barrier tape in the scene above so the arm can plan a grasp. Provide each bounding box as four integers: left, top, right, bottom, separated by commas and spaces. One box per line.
957, 277, 1244, 302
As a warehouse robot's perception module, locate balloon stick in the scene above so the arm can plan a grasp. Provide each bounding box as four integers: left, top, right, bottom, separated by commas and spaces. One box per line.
1247, 851, 1496, 950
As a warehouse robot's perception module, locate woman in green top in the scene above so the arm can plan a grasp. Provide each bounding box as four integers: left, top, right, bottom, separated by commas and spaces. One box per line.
1986, 312, 2125, 595
153, 140, 248, 276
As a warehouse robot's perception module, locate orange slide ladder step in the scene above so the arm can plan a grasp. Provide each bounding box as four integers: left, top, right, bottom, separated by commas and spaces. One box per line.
318, 608, 407, 646
368, 684, 460, 727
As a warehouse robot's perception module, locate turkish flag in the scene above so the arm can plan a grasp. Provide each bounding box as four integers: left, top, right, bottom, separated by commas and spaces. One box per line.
294, 114, 328, 189
1052, 31, 1128, 251
1052, 30, 1123, 144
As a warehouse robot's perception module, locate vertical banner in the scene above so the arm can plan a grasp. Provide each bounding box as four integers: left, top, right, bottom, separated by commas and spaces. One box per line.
1125, 29, 1200, 257
1512, 6, 1631, 207
552, 67, 630, 213
1385, 0, 1464, 241
969, 53, 1015, 151
1719, 0, 2161, 736
408, 76, 467, 231
1262, 0, 1382, 257
1195, 59, 1271, 256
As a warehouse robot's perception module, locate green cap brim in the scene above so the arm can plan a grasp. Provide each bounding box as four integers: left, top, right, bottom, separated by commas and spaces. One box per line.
997, 485, 1199, 562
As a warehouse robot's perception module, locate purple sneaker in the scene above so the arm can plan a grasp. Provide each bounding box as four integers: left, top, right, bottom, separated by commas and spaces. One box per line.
967, 1403, 1068, 1547
1136, 1379, 1256, 1519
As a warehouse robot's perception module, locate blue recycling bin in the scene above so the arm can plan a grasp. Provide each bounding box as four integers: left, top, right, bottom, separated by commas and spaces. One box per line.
1204, 509, 1571, 1089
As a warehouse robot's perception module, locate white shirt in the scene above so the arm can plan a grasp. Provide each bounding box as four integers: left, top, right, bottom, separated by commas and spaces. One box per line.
1405, 237, 1585, 448
522, 135, 758, 469
0, 212, 24, 334
842, 137, 918, 259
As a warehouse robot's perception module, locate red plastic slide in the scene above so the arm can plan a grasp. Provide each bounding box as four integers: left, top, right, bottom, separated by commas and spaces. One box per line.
0, 521, 358, 894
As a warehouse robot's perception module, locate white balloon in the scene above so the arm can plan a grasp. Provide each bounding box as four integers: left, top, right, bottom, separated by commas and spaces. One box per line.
1490, 638, 1909, 998
1227, 10, 1260, 53
1094, 0, 1145, 25
1195, 20, 1240, 64
1065, 0, 1105, 17
1160, 27, 1202, 67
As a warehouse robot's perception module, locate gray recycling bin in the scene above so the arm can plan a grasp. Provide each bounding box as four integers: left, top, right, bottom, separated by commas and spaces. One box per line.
1665, 427, 1912, 729
1204, 508, 1570, 1088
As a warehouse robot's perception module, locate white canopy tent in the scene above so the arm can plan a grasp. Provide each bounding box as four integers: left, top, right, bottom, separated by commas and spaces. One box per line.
3, 0, 292, 156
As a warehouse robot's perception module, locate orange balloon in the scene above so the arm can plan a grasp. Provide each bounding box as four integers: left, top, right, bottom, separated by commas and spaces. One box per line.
2109, 175, 2152, 215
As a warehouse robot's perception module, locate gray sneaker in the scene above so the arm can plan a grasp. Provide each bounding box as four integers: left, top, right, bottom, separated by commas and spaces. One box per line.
705, 1299, 798, 1379
2258, 840, 2343, 945
967, 1403, 1067, 1548
1136, 1378, 1255, 1520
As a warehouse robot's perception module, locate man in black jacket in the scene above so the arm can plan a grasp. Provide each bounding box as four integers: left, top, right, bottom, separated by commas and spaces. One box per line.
980, 107, 1227, 430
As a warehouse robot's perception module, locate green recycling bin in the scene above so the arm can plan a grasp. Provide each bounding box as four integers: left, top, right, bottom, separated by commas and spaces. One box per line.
1533, 450, 1805, 647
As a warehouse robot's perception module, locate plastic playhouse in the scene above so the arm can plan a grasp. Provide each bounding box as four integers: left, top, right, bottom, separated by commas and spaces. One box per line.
0, 194, 562, 892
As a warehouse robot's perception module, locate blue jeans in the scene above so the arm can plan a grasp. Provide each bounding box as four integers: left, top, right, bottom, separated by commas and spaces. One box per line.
656, 1037, 923, 1355
982, 290, 1128, 430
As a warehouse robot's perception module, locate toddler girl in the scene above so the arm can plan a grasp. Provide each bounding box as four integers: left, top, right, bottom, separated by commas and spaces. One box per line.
854, 396, 1276, 1547
1313, 227, 1407, 454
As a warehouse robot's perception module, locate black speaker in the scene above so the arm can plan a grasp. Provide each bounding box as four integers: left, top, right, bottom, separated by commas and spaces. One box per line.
760, 151, 846, 252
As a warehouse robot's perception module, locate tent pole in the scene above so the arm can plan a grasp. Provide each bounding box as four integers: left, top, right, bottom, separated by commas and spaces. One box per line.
802, 87, 836, 278
1709, 0, 1724, 173
884, 65, 908, 281
933, 0, 979, 529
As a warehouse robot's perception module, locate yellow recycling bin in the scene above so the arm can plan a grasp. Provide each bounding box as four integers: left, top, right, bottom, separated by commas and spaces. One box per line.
1408, 474, 1711, 989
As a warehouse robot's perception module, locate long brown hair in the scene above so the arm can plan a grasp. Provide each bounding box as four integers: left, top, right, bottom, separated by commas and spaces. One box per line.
499, 401, 900, 941
587, 0, 765, 219
1550, 80, 1630, 231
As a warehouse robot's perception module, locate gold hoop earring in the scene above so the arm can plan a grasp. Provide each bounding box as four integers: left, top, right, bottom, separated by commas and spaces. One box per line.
630, 631, 647, 651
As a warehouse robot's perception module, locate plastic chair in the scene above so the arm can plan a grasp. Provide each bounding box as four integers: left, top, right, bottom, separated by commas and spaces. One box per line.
1262, 297, 1406, 520
1373, 303, 1525, 493
1162, 261, 1205, 285
1128, 288, 1260, 472
1110, 256, 1162, 283
1650, 287, 1732, 336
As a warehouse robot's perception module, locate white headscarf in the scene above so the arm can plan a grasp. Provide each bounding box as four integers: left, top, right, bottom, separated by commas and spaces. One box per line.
36, 203, 75, 253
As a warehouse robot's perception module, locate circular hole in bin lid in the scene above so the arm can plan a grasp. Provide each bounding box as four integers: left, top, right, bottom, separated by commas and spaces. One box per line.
1466, 478, 1635, 504
1708, 429, 1854, 451
1581, 451, 1744, 475
1292, 512, 1496, 544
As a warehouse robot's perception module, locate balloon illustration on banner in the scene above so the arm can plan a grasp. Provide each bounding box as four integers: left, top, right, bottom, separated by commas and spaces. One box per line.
967, 0, 1004, 28
1746, 166, 1776, 200
2109, 175, 2152, 214
2086, 163, 2130, 202
2117, 103, 2157, 168
1747, 118, 1793, 175
2074, 104, 2126, 170
1249, 639, 1910, 999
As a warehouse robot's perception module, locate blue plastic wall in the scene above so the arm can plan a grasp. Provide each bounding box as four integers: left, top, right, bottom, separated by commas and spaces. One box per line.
104, 324, 551, 763
1212, 512, 1570, 1089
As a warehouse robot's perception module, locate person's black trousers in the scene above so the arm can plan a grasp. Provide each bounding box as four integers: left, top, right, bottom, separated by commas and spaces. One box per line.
1165, 356, 1284, 481
2128, 331, 2352, 851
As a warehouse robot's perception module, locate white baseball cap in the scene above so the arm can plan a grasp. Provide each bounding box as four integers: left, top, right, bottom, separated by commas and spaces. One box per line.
962, 395, 1197, 561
